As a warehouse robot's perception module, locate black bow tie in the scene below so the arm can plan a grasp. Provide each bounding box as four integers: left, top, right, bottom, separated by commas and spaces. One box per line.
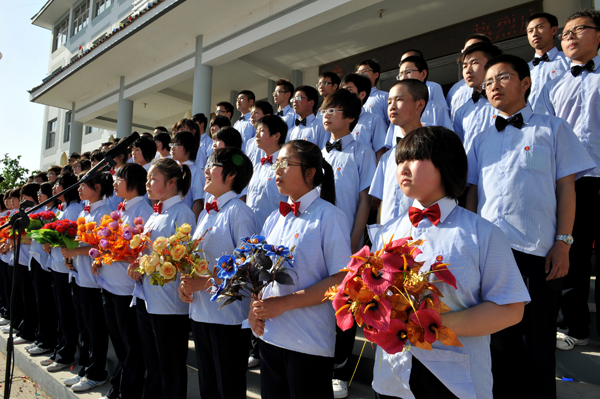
532, 53, 550, 66
495, 113, 524, 131
396, 136, 402, 145
571, 60, 595, 77
325, 140, 342, 153
295, 118, 307, 126
238, 116, 245, 122
472, 90, 487, 103
277, 110, 284, 116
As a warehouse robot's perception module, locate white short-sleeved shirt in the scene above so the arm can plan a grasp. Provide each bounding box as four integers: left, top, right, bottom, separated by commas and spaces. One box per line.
200, 134, 213, 164
288, 114, 330, 149
259, 189, 351, 357
190, 191, 257, 325
369, 197, 530, 399
133, 196, 196, 315
182, 160, 206, 210
422, 81, 453, 129
535, 55, 600, 177
246, 150, 287, 230
447, 79, 471, 122
364, 87, 389, 125
50, 202, 84, 274
467, 107, 595, 256
194, 146, 207, 171
369, 145, 413, 225
105, 193, 123, 211
98, 196, 154, 296
352, 109, 387, 153
277, 104, 296, 131
322, 135, 376, 232
233, 111, 256, 146
72, 200, 111, 288
244, 137, 263, 166
527, 47, 570, 109
453, 92, 500, 155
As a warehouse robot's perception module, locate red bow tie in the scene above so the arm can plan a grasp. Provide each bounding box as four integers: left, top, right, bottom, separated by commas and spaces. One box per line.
261, 155, 273, 165
408, 203, 441, 227
118, 202, 125, 211
206, 200, 219, 213
84, 205, 91, 213
58, 204, 64, 211
153, 202, 163, 214
279, 201, 300, 217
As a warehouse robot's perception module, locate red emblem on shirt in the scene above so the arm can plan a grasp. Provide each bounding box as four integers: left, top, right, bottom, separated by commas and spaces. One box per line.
294, 233, 299, 238
525, 146, 530, 151
337, 167, 341, 171
492, 115, 497, 119
552, 70, 555, 74
436, 255, 443, 262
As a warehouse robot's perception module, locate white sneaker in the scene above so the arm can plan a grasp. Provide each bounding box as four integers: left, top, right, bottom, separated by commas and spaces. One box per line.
46, 361, 74, 372
556, 332, 589, 351
332, 379, 348, 399
24, 343, 38, 351
71, 376, 106, 392
0, 317, 9, 326
13, 337, 30, 345
248, 356, 259, 368
40, 358, 55, 367
64, 375, 81, 386
0, 326, 17, 334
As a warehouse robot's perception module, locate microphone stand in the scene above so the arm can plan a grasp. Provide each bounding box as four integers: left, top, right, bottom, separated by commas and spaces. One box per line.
1, 159, 115, 398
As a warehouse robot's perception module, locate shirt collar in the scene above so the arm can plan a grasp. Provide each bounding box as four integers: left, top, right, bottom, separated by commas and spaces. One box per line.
535, 47, 558, 60
142, 163, 151, 171
333, 134, 355, 150
506, 105, 533, 123
88, 199, 106, 213
182, 160, 194, 167
215, 190, 237, 209
123, 196, 144, 208
243, 111, 252, 120
160, 195, 182, 213
289, 188, 319, 214
370, 86, 377, 95
297, 113, 316, 125
411, 197, 456, 225
281, 104, 292, 113
571, 55, 600, 70
265, 149, 280, 161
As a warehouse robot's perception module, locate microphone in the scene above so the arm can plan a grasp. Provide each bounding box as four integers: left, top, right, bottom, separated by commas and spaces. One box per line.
82, 132, 140, 179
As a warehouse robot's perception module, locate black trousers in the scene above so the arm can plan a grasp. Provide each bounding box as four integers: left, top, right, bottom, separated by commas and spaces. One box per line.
192, 321, 249, 399
259, 340, 334, 399
560, 177, 600, 339
102, 290, 145, 399
136, 300, 189, 399
491, 250, 561, 399
0, 260, 10, 318
15, 264, 37, 341
51, 271, 78, 364
29, 259, 58, 349
373, 356, 458, 398
333, 323, 357, 381
72, 286, 108, 382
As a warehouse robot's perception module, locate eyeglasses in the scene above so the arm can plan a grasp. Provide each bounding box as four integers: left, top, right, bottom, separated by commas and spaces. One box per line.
114, 177, 124, 183
291, 96, 309, 103
357, 68, 373, 74
215, 110, 228, 115
482, 72, 522, 90
171, 143, 181, 148
204, 161, 224, 171
319, 108, 344, 116
270, 159, 304, 170
558, 25, 600, 40
273, 90, 289, 95
396, 69, 417, 80
316, 81, 332, 88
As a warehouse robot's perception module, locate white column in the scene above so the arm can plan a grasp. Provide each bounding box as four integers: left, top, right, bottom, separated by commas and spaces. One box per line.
192, 35, 213, 116
69, 102, 83, 155
116, 76, 133, 139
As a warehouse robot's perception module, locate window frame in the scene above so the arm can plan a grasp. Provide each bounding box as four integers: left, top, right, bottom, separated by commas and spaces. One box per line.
72, 1, 90, 36
52, 17, 69, 52
46, 119, 57, 149
63, 112, 71, 143
94, 0, 112, 18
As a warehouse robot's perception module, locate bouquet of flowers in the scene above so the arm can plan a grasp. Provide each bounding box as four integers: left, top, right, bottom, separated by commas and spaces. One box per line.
29, 219, 79, 250
137, 223, 209, 286
76, 210, 151, 266
324, 236, 462, 354
26, 211, 57, 236
210, 235, 295, 310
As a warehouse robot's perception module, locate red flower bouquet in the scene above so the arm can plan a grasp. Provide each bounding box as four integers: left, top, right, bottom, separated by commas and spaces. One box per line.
325, 236, 462, 354
26, 211, 57, 236
29, 219, 79, 250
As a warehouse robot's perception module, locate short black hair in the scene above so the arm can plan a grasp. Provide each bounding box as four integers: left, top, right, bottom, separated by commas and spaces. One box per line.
464, 33, 492, 45
485, 54, 532, 101
321, 89, 363, 131
90, 150, 105, 163
116, 163, 147, 196
210, 148, 253, 194
400, 56, 429, 82
76, 159, 91, 172
173, 119, 198, 137
132, 136, 157, 163
340, 73, 372, 105
210, 115, 232, 131
173, 131, 200, 162
81, 171, 114, 198
275, 79, 295, 95
527, 12, 559, 27
356, 59, 382, 84
239, 90, 256, 103
295, 85, 320, 114
257, 115, 288, 145
34, 172, 48, 182
402, 49, 424, 59
462, 43, 502, 62
318, 71, 341, 88
253, 100, 273, 116
39, 181, 53, 199
566, 9, 600, 28
154, 132, 171, 152
216, 101, 234, 115
192, 113, 208, 130
20, 183, 40, 204
154, 126, 168, 133
213, 127, 243, 149
47, 165, 62, 175
56, 173, 80, 205
396, 126, 467, 199
389, 79, 429, 117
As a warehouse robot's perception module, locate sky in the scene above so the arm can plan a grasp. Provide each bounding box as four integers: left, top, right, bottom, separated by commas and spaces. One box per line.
0, 0, 52, 173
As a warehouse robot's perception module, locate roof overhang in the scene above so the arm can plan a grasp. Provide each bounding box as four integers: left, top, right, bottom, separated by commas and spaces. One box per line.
31, 0, 74, 30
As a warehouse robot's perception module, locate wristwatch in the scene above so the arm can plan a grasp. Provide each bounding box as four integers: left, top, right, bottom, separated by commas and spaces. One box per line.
556, 234, 574, 245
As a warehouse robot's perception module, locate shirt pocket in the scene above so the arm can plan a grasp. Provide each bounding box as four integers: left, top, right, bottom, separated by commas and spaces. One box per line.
520, 144, 550, 172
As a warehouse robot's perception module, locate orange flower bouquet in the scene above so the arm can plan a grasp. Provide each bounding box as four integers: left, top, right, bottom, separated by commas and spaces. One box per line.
76, 210, 151, 266
325, 236, 462, 354
137, 224, 209, 287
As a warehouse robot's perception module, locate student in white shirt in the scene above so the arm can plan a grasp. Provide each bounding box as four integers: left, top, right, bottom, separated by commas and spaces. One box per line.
288, 85, 330, 148
246, 100, 274, 166
193, 113, 214, 164
316, 72, 340, 120
356, 59, 389, 124
234, 90, 257, 146
153, 132, 172, 160
273, 79, 296, 130
131, 136, 157, 172
171, 131, 206, 220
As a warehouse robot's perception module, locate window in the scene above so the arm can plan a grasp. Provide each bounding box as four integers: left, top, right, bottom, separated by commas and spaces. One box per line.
52, 18, 68, 52
46, 119, 57, 149
94, 0, 112, 17
85, 126, 98, 135
72, 1, 89, 36
64, 112, 71, 143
